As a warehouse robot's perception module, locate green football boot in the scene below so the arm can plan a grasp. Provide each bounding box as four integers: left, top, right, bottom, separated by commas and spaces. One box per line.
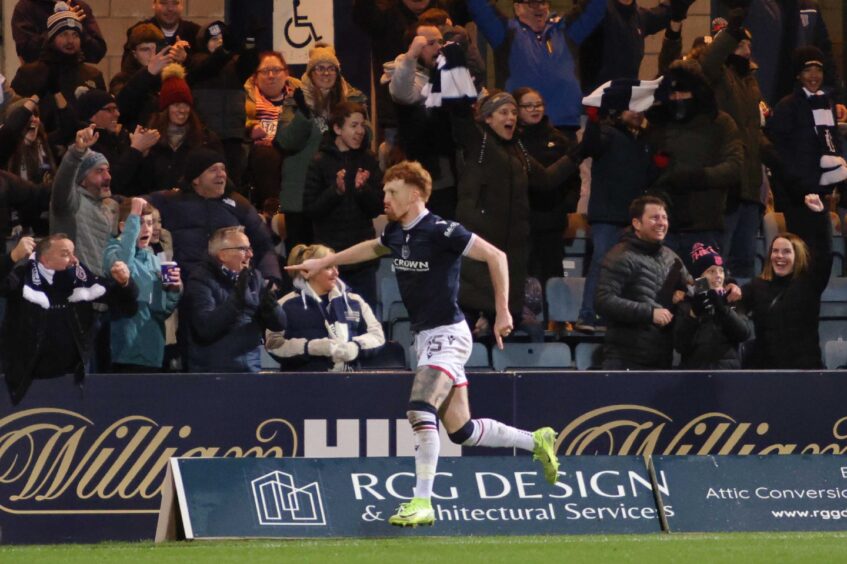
388, 497, 435, 527
532, 427, 560, 484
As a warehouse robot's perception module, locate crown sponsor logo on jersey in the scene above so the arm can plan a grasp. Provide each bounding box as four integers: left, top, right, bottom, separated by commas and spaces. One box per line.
251, 470, 327, 526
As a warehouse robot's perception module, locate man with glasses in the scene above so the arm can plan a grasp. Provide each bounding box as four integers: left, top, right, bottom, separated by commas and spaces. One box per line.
183, 225, 286, 372
76, 89, 159, 196
146, 148, 282, 283
467, 0, 606, 133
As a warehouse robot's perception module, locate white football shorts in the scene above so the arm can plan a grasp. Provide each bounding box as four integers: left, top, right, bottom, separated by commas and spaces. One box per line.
414, 320, 473, 387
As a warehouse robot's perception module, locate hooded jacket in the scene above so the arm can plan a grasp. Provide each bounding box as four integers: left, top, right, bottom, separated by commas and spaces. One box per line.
103, 214, 181, 368
266, 277, 384, 372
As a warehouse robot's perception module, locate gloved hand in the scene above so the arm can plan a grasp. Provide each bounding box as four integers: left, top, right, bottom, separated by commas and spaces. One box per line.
331, 341, 360, 364
235, 268, 260, 310
307, 338, 337, 357
292, 88, 311, 118
707, 288, 729, 315
689, 291, 714, 317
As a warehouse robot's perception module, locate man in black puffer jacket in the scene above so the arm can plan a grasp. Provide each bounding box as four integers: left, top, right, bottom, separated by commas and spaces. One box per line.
595, 195, 691, 369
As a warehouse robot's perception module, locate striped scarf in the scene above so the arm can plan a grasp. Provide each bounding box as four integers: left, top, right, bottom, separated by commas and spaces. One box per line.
806, 88, 847, 187
253, 86, 283, 146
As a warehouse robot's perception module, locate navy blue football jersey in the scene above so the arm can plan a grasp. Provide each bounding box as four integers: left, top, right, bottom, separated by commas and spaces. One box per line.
379, 211, 475, 332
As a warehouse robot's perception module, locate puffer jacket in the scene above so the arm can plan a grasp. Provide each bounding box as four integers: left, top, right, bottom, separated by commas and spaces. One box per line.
266, 278, 385, 372
595, 230, 690, 368
184, 261, 286, 373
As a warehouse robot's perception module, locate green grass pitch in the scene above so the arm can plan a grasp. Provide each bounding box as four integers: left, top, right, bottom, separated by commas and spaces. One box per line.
3, 532, 847, 563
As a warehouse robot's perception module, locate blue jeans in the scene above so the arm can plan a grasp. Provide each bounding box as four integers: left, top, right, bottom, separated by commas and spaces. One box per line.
723, 202, 762, 279
579, 223, 622, 321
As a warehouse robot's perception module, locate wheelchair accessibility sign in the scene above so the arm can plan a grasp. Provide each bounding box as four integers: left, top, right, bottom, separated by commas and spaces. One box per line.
274, 0, 334, 64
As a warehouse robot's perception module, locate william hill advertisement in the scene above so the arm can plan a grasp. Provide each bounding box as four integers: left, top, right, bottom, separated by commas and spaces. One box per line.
0, 370, 846, 543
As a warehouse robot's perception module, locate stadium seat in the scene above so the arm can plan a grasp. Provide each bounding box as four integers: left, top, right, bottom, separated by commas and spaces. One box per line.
468, 342, 492, 369
824, 339, 847, 369
574, 342, 602, 370
821, 278, 847, 318
546, 277, 585, 323
391, 319, 413, 346
260, 347, 280, 370
819, 319, 847, 350
379, 276, 408, 323
491, 342, 572, 371
360, 341, 407, 369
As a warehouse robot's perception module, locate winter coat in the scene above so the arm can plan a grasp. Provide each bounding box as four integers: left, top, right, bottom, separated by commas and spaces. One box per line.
673, 291, 752, 369
49, 146, 119, 277
266, 278, 385, 372
585, 120, 652, 225
244, 76, 322, 213
765, 85, 842, 206
579, 0, 671, 92
11, 48, 106, 136
184, 261, 286, 373
741, 208, 831, 369
130, 126, 224, 195
595, 230, 690, 369
303, 138, 383, 259
0, 170, 51, 251
12, 0, 107, 64
146, 186, 282, 281
647, 111, 743, 232
300, 72, 368, 135
452, 110, 580, 314
517, 117, 580, 234
698, 29, 772, 207
467, 0, 606, 127
103, 214, 181, 368
0, 254, 138, 404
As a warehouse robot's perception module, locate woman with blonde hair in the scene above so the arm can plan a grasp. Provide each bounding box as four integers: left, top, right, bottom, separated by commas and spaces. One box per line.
740, 194, 831, 368
266, 244, 384, 371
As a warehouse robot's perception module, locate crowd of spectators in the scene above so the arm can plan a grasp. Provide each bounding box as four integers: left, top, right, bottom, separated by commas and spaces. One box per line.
0, 0, 844, 402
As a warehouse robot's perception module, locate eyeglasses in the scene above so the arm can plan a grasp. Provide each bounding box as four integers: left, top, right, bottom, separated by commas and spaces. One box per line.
519, 102, 545, 110
257, 67, 287, 76
313, 65, 338, 75
222, 246, 253, 253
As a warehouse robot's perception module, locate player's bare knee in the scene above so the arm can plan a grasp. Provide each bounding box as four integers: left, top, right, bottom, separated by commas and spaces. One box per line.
447, 419, 475, 445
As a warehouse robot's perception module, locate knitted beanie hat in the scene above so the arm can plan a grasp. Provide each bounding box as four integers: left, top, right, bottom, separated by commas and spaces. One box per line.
158, 63, 193, 110
476, 91, 516, 121
689, 242, 724, 278
47, 2, 83, 42
76, 151, 109, 185
182, 148, 225, 184
77, 89, 116, 122
794, 45, 825, 76
306, 43, 341, 76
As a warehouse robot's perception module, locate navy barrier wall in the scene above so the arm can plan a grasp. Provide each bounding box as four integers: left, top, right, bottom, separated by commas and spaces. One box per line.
0, 370, 846, 543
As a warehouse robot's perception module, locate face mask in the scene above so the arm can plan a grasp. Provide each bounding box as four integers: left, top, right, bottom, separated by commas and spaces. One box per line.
669, 98, 696, 122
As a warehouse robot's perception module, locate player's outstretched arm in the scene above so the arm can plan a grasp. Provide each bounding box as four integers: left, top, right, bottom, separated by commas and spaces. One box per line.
285, 238, 389, 278
465, 235, 513, 349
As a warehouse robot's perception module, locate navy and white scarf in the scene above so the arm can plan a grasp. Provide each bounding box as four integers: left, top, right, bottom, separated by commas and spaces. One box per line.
806, 88, 847, 187
23, 255, 106, 310
422, 41, 478, 109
